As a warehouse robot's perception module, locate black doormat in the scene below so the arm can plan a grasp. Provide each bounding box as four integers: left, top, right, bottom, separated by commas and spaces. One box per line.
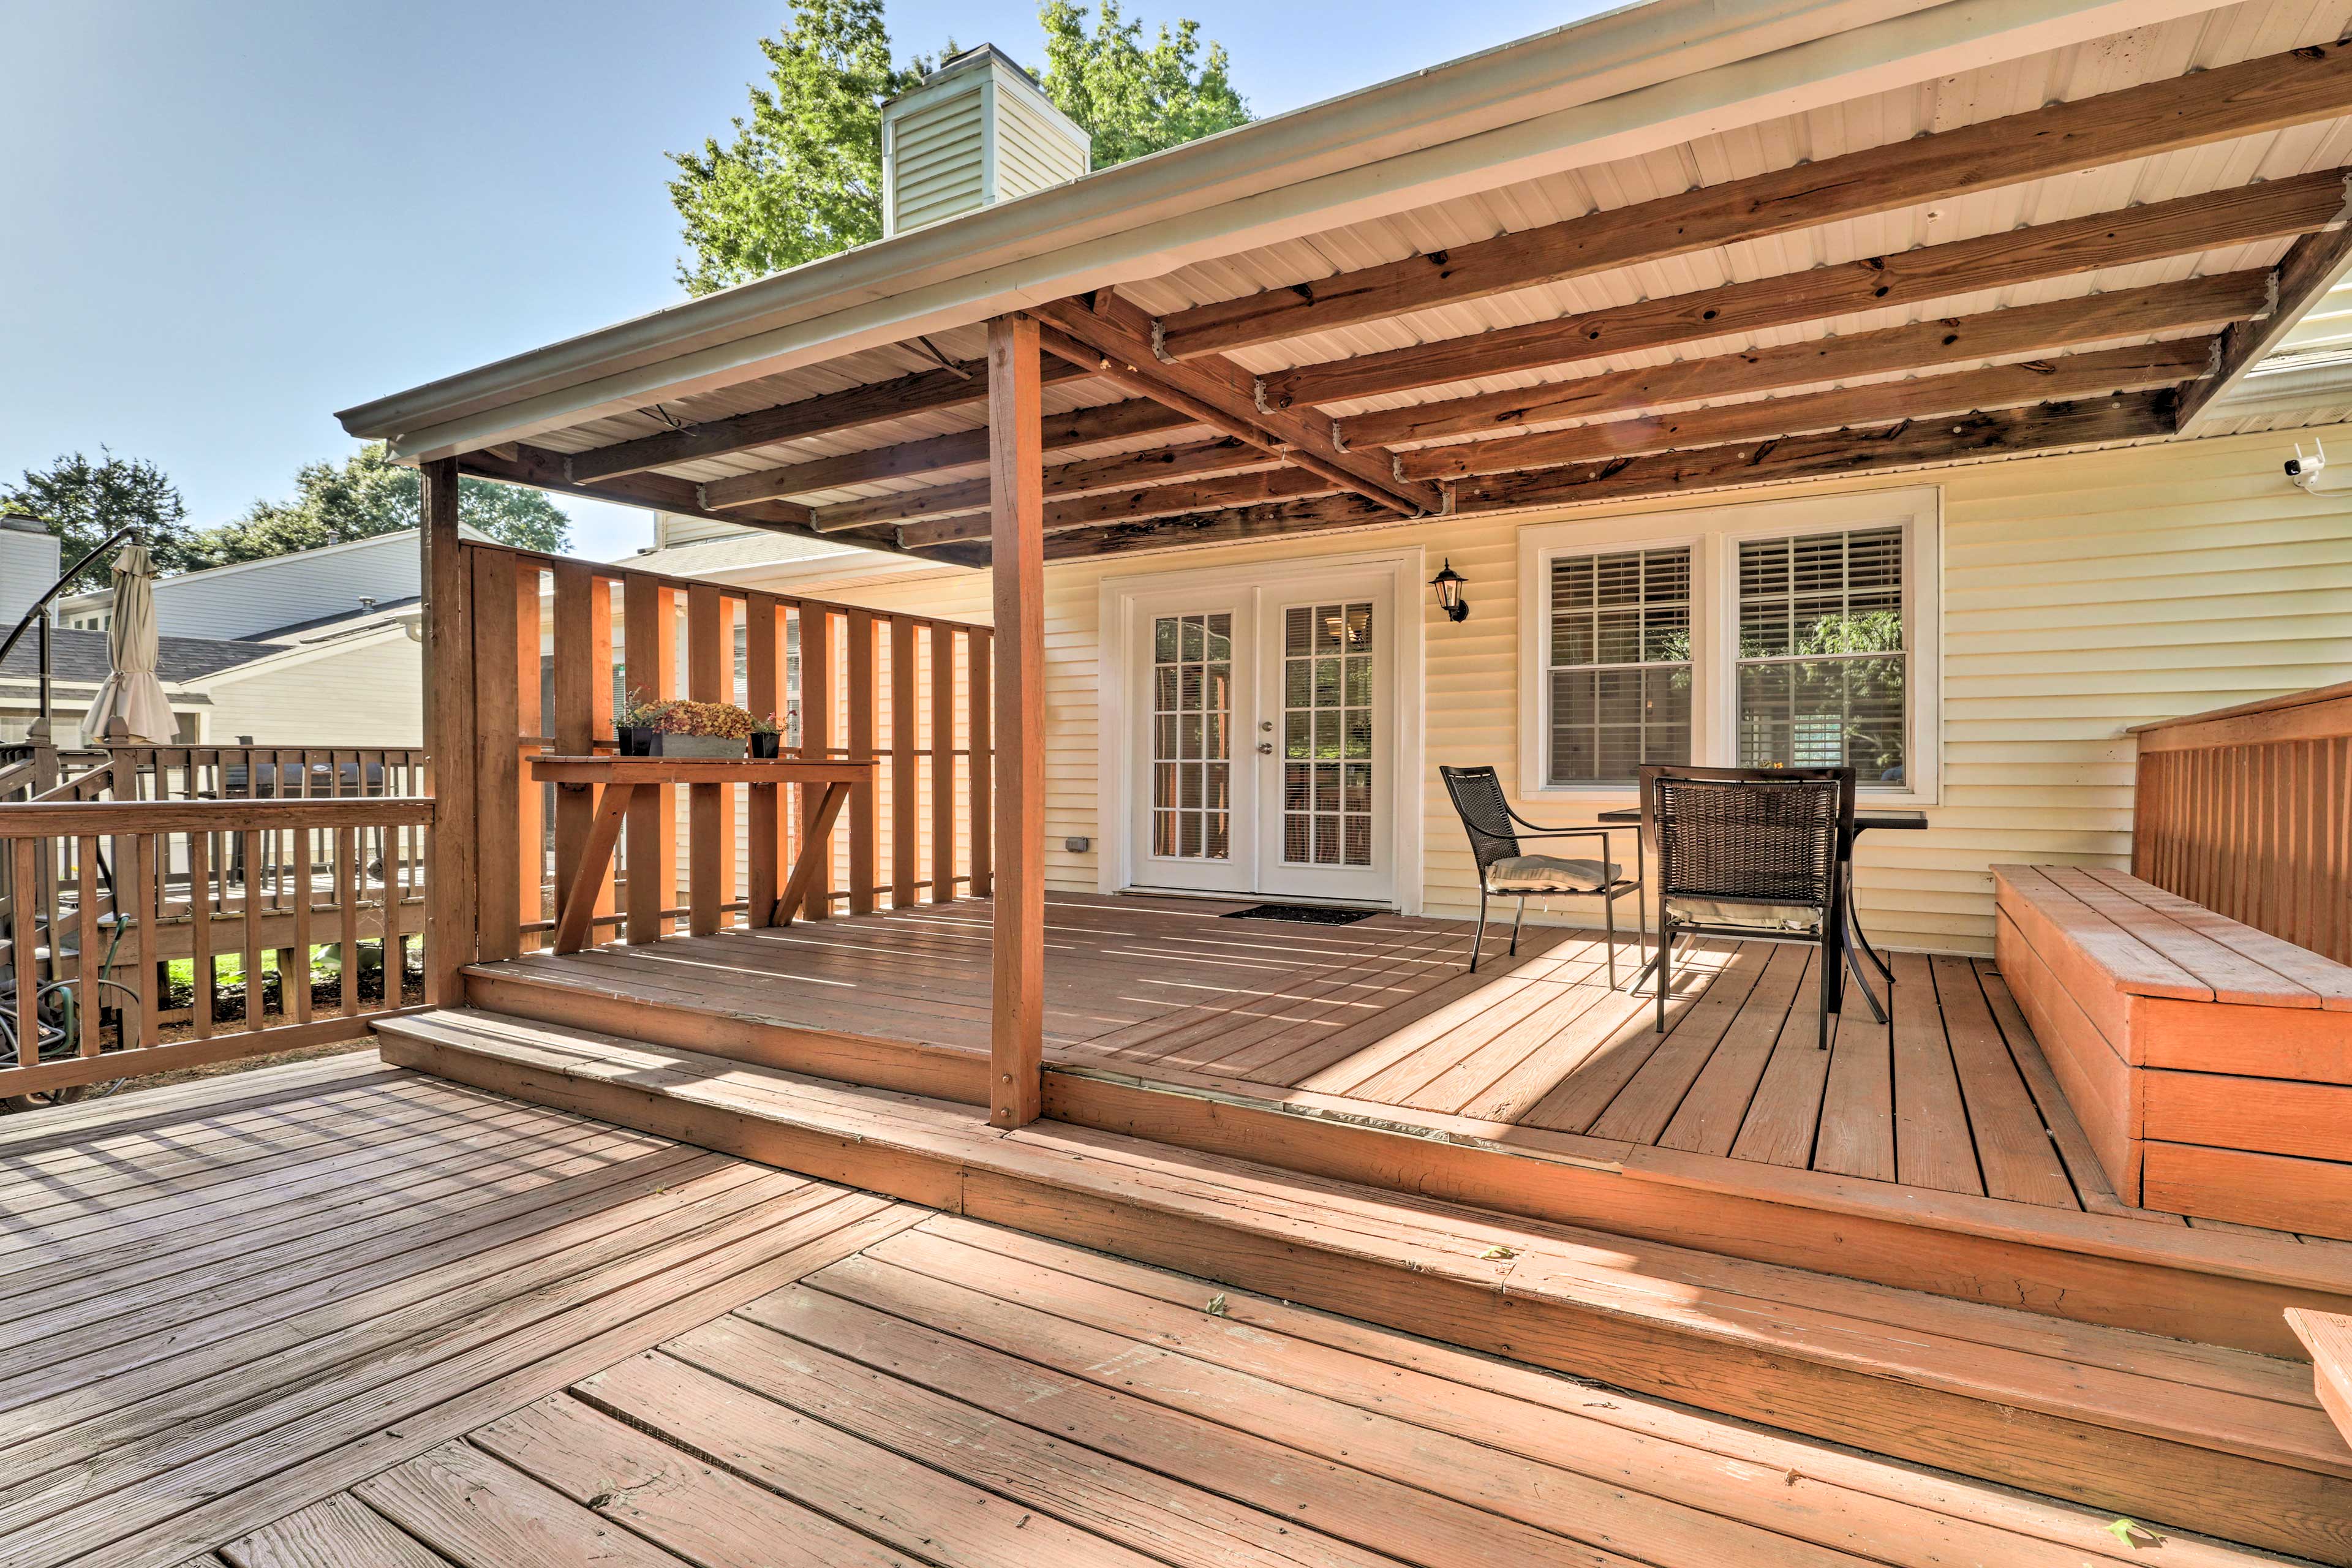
1220, 903, 1378, 925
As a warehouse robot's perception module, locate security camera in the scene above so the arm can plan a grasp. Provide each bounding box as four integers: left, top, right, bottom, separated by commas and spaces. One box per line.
2286, 440, 2352, 494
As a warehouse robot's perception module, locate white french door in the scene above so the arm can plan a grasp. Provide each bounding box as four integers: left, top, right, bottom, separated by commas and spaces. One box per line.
1123, 567, 1398, 905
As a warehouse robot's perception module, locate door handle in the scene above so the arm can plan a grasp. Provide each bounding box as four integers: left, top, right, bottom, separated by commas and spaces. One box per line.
1256, 742, 1274, 755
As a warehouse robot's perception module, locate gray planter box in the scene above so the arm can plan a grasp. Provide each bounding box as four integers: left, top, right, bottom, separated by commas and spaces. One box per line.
655, 734, 748, 760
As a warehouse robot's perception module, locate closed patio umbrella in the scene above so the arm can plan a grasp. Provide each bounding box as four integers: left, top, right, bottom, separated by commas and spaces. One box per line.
80, 543, 174, 744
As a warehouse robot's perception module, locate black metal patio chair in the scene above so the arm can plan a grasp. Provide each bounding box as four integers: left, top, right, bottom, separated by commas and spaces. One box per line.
1639, 764, 1852, 1050
1439, 765, 1645, 985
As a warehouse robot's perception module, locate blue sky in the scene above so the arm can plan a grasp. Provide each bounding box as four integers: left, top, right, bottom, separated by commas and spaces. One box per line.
2, 0, 1603, 560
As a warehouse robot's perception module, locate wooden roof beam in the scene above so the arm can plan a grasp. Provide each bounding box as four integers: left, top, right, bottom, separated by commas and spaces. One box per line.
1016, 393, 2176, 564
812, 436, 1278, 531
1399, 337, 2214, 480
2177, 219, 2352, 431
565, 354, 1094, 483
458, 444, 914, 559
699, 398, 1192, 511
1346, 271, 2265, 450
1266, 170, 2350, 411
897, 467, 1339, 549
1160, 40, 2352, 360
1029, 293, 1441, 518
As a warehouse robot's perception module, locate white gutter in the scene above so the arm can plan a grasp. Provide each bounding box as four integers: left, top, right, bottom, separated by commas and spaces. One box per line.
2198, 350, 2352, 421
344, 0, 2232, 464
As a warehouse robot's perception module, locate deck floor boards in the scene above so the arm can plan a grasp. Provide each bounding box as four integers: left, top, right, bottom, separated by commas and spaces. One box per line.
6, 1047, 2329, 1568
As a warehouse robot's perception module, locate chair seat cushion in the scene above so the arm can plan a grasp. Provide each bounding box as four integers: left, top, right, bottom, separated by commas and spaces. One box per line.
1487, 854, 1619, 893
1668, 896, 1822, 933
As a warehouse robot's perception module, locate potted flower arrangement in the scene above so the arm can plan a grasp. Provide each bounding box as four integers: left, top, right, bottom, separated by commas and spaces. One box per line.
652, 699, 757, 759
749, 712, 783, 759
615, 692, 671, 756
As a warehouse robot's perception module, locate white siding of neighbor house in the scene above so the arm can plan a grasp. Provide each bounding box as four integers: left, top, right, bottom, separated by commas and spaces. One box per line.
196, 631, 423, 747
140, 532, 423, 642
720, 423, 2352, 957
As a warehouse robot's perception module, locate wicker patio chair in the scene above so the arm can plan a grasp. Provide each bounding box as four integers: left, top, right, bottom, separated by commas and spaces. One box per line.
1439, 765, 1645, 984
1639, 764, 1853, 1050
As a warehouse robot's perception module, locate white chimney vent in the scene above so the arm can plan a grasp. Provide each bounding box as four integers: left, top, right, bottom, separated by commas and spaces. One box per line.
881, 44, 1090, 238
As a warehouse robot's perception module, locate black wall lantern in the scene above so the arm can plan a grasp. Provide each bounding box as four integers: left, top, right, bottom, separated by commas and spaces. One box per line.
1429, 559, 1470, 622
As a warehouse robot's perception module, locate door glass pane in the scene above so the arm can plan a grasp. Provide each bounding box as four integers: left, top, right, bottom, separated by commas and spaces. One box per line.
1280, 600, 1374, 867
1151, 612, 1233, 860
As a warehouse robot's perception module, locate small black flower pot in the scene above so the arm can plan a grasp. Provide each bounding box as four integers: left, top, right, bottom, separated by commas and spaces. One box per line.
750, 733, 781, 760
615, 725, 656, 757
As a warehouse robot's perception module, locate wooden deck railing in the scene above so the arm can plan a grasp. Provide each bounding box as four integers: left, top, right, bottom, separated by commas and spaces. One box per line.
0, 794, 435, 1096
104, 742, 428, 802
454, 541, 994, 968
2130, 679, 2352, 964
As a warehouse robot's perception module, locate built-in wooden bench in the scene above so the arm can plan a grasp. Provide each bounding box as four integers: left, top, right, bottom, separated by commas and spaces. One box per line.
2288, 1308, 2352, 1451
1994, 864, 2352, 1238
379, 1006, 2352, 1564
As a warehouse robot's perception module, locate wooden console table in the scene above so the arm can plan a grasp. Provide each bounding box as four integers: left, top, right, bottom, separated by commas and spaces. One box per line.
529, 755, 875, 952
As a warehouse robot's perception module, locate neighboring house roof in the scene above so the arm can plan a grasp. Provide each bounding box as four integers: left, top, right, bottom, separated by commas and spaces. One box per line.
246, 595, 422, 643
0, 627, 275, 685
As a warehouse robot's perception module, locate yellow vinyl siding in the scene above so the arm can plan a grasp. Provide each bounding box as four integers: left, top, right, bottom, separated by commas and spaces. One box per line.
777, 422, 2352, 956
889, 91, 987, 234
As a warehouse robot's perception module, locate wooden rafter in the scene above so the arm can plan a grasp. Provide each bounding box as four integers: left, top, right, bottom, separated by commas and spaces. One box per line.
567, 355, 1093, 483
699, 398, 1191, 510
1159, 40, 2352, 359
897, 467, 1337, 548
1003, 393, 2176, 563
1265, 171, 2348, 410
458, 445, 912, 558
1344, 272, 2264, 449
2177, 220, 2352, 431
812, 436, 1276, 531
1398, 337, 2214, 480
1029, 293, 1441, 517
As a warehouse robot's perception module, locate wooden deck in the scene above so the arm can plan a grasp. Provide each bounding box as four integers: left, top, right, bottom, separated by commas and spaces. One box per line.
469, 891, 2341, 1239
6, 1050, 2320, 1568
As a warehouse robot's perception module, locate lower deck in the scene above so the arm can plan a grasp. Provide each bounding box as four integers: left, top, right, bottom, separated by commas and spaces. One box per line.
0, 1052, 2328, 1568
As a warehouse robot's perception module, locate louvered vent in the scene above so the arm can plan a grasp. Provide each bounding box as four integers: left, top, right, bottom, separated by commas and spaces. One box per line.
881, 44, 1090, 238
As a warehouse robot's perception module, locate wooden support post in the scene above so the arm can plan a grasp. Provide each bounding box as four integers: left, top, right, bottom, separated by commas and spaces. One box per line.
621, 576, 676, 943
988, 314, 1046, 1129
419, 456, 475, 1004
589, 578, 617, 922
745, 592, 783, 927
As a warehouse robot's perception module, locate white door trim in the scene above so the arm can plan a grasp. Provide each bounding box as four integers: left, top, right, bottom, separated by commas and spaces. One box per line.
1098, 547, 1427, 913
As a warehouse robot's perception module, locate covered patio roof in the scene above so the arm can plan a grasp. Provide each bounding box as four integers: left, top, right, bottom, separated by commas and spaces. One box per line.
341, 0, 2352, 570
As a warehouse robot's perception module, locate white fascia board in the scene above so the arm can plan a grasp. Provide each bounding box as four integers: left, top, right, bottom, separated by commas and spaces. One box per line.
349, 0, 2218, 464
2199, 350, 2352, 421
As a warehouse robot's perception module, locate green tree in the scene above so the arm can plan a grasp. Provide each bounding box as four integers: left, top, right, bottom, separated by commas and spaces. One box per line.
669, 1, 1247, 296
666, 0, 924, 296
1, 451, 211, 595
1038, 1, 1246, 170
203, 443, 571, 565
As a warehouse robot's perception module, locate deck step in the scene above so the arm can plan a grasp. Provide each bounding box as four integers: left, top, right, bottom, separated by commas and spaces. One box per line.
2289, 1308, 2352, 1450
376, 1005, 2352, 1566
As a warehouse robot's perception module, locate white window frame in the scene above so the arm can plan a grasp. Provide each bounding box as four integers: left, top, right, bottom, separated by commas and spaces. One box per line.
1517, 486, 1940, 806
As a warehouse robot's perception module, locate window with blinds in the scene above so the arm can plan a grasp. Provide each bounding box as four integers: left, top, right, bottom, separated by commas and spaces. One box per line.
1736, 526, 1906, 782
1545, 546, 1692, 786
